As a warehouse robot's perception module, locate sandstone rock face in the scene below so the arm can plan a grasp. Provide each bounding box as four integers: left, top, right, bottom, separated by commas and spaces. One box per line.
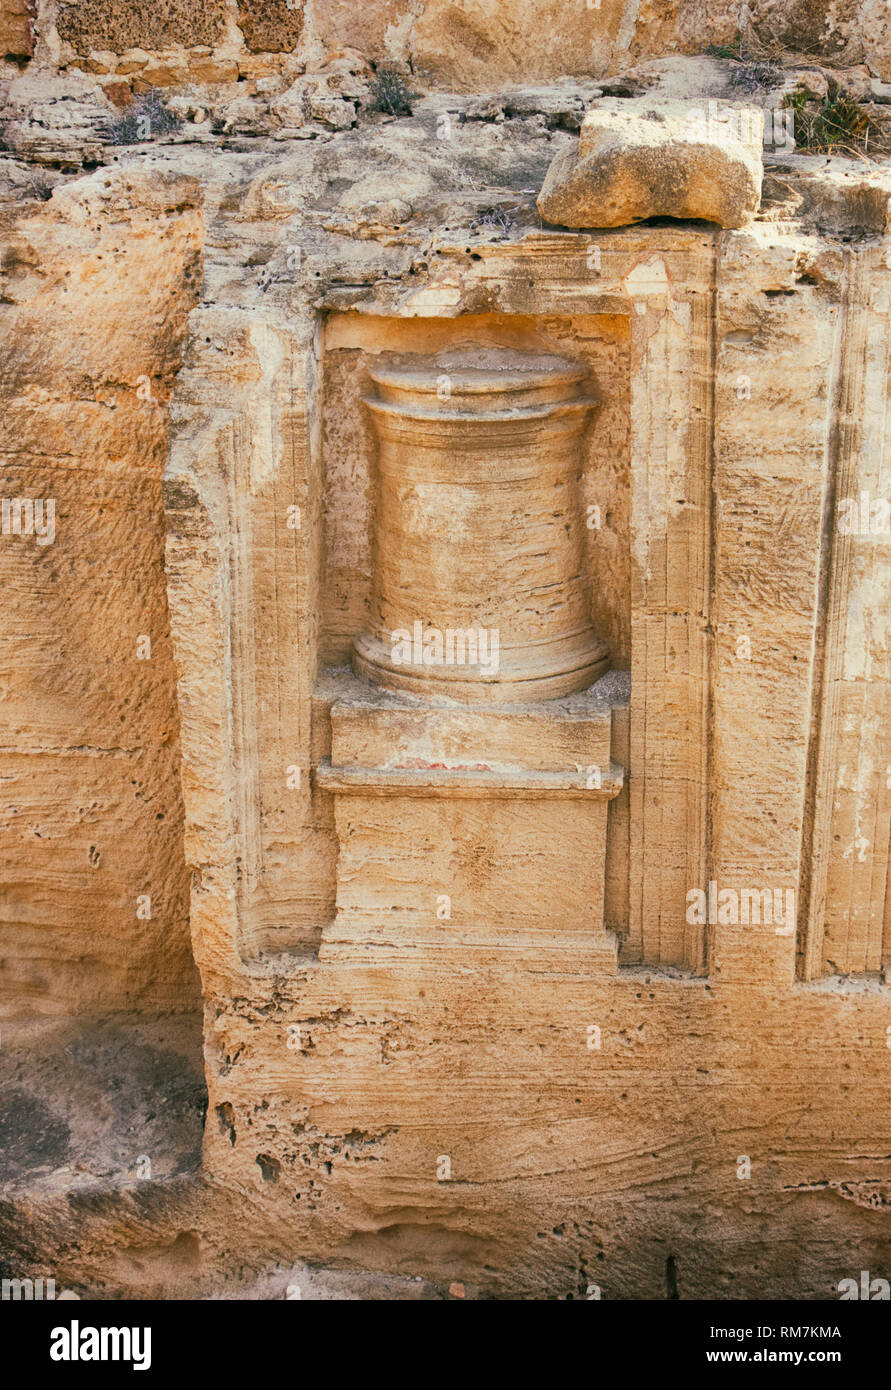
861, 0, 891, 80
0, 167, 203, 1016
154, 108, 891, 1299
2, 38, 891, 1309
748, 0, 859, 60
269, 57, 369, 133
538, 98, 764, 230
310, 0, 891, 85
0, 0, 34, 61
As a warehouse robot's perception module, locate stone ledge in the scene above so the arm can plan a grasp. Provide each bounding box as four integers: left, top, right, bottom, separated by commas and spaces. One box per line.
315, 757, 624, 799
318, 922, 620, 974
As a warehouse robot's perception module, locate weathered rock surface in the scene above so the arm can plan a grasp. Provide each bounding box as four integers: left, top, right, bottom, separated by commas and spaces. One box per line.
0, 1015, 204, 1194
269, 53, 370, 134
0, 72, 112, 165
236, 0, 304, 54
1, 37, 891, 1306
2, 0, 888, 90
538, 97, 764, 229
0, 165, 203, 1016
311, 0, 891, 87
0, 0, 34, 61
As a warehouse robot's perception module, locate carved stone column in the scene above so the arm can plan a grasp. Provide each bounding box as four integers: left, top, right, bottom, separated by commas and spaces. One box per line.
353, 348, 610, 703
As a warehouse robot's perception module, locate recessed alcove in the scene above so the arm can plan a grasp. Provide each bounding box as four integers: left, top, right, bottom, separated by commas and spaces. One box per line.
319, 312, 632, 675
310, 313, 633, 972
165, 229, 720, 978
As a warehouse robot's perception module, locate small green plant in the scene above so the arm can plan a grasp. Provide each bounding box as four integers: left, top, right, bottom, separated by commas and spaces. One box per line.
367, 67, 414, 117
706, 31, 745, 62
783, 89, 888, 156
107, 89, 182, 145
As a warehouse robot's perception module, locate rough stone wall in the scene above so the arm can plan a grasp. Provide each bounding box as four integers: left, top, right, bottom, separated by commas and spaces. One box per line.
9, 0, 891, 87
0, 170, 203, 1016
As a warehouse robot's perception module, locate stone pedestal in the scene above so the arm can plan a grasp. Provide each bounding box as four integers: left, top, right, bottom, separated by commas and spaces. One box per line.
316, 670, 625, 971
353, 348, 609, 703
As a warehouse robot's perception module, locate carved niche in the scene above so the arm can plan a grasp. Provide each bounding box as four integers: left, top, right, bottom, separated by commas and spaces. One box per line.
316, 346, 625, 972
